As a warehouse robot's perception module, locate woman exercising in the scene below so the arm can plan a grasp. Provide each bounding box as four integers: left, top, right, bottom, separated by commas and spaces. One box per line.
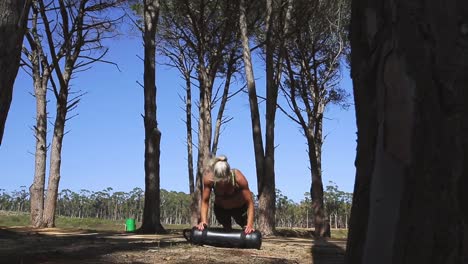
196, 155, 256, 234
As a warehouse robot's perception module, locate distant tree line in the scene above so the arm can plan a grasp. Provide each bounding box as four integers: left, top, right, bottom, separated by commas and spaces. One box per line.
0, 183, 351, 229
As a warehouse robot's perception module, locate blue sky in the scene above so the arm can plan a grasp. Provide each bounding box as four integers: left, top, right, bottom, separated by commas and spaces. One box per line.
0, 34, 356, 203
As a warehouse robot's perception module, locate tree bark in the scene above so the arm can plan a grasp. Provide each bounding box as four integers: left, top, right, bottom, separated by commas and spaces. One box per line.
257, 0, 292, 236
39, 0, 76, 228
307, 131, 329, 237
184, 72, 195, 195
140, 0, 165, 234
346, 0, 468, 263
27, 9, 51, 227
191, 64, 213, 226
30, 71, 47, 225
309, 104, 330, 237
42, 99, 67, 227
239, 0, 267, 233
0, 0, 31, 146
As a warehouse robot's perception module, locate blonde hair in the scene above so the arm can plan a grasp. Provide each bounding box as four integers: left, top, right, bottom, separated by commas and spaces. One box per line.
209, 155, 231, 182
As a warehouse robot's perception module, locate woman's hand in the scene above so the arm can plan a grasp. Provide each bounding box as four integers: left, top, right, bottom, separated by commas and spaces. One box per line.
196, 222, 208, 231
244, 225, 255, 234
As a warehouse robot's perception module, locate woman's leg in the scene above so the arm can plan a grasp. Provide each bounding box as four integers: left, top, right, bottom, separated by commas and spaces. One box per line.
214, 204, 232, 231
231, 204, 248, 229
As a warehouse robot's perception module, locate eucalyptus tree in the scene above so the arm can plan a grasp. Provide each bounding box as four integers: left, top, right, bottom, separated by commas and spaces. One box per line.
128, 187, 144, 221
24, 0, 124, 228
0, 190, 11, 211
275, 189, 295, 227
138, 0, 165, 233
324, 182, 345, 229
341, 191, 352, 229
22, 1, 53, 227
346, 0, 468, 262
279, 0, 350, 237
11, 186, 30, 212
0, 0, 31, 146
299, 192, 312, 228
160, 0, 244, 226
125, 0, 165, 233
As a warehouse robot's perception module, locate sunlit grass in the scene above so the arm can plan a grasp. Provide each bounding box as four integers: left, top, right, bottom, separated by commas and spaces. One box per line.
331, 228, 348, 239
0, 211, 127, 231
275, 226, 348, 239
56, 216, 129, 231
0, 211, 190, 232
0, 211, 30, 226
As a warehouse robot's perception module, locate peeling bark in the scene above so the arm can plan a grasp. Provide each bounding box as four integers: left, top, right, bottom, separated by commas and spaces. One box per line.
0, 0, 31, 145
346, 0, 468, 263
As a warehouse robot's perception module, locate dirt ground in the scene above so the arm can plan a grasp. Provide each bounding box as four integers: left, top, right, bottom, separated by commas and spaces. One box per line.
0, 226, 346, 264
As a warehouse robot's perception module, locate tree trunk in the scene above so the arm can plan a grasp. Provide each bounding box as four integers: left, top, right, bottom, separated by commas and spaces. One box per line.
308, 105, 330, 238
182, 64, 196, 226
140, 0, 165, 234
240, 0, 272, 235
335, 213, 338, 229
28, 7, 50, 228
345, 214, 348, 229
0, 0, 31, 145
184, 72, 195, 195
256, 0, 277, 237
346, 1, 468, 263
42, 101, 67, 227
29, 58, 49, 228
191, 67, 213, 226
307, 132, 329, 237
257, 0, 292, 236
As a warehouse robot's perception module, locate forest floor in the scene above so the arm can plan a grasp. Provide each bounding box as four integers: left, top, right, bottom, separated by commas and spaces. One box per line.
0, 226, 347, 264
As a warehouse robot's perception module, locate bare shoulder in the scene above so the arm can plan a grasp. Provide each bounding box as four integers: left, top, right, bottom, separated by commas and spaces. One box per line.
203, 170, 214, 187
233, 169, 249, 188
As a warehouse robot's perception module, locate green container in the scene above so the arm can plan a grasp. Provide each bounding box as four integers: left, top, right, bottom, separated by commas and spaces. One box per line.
125, 218, 136, 232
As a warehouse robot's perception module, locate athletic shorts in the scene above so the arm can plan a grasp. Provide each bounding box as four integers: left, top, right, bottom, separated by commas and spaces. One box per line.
213, 203, 248, 229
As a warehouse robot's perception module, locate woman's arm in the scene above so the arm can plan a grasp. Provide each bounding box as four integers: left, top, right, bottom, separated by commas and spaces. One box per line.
196, 171, 213, 230
236, 170, 255, 234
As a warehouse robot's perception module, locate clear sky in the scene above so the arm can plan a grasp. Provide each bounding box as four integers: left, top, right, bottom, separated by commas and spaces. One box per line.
0, 33, 356, 204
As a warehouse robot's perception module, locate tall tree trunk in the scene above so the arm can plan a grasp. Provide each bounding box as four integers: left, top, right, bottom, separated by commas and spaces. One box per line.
346, 0, 468, 263
37, 0, 75, 229
258, 0, 292, 236
308, 133, 328, 237
29, 57, 49, 228
258, 0, 277, 237
184, 72, 195, 195
140, 0, 165, 234
0, 0, 31, 145
28, 6, 50, 228
184, 70, 199, 226
309, 105, 330, 237
191, 67, 212, 226
239, 0, 266, 233
42, 98, 67, 227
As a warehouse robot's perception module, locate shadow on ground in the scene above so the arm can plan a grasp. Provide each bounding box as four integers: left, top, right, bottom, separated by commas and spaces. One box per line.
311, 238, 346, 264
0, 227, 187, 263
0, 226, 347, 263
